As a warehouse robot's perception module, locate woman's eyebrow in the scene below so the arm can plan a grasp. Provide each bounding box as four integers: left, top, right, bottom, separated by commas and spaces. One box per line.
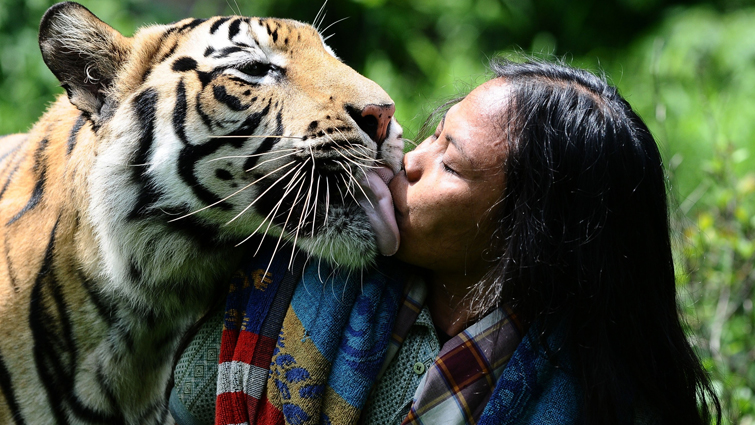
444, 133, 476, 168
438, 112, 447, 132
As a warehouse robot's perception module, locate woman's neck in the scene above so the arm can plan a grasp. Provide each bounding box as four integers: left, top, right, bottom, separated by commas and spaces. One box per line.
426, 270, 485, 337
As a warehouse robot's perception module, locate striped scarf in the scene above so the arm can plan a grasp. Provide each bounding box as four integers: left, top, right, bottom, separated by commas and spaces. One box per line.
215, 245, 405, 425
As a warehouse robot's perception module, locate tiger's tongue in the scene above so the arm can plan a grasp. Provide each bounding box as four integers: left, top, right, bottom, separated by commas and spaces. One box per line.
357, 166, 400, 256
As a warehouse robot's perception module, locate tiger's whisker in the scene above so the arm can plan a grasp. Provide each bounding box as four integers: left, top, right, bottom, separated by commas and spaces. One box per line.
344, 150, 376, 163
336, 172, 354, 204
289, 164, 316, 269
168, 161, 296, 222
243, 151, 299, 173
337, 162, 367, 207
242, 172, 304, 249
320, 17, 349, 37
227, 159, 309, 225
324, 176, 330, 227
264, 176, 308, 277
243, 169, 307, 249
208, 135, 305, 140
313, 0, 328, 31
327, 132, 378, 169
326, 135, 375, 171
317, 256, 325, 284
309, 174, 321, 239
207, 148, 298, 163
341, 161, 374, 209
342, 268, 352, 301
335, 178, 346, 203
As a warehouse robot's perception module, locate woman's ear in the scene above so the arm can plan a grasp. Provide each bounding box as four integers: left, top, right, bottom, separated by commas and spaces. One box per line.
38, 2, 131, 120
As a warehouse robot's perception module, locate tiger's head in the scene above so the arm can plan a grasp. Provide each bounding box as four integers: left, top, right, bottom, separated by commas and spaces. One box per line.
38, 2, 403, 276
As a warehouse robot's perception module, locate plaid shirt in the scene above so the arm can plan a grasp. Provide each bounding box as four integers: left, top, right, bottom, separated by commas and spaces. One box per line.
393, 279, 523, 425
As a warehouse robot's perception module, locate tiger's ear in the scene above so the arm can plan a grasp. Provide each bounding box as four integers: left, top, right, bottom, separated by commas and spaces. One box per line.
39, 2, 130, 119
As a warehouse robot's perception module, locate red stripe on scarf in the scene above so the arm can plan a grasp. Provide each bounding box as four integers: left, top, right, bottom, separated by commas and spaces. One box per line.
255, 398, 284, 425
217, 391, 249, 425
219, 329, 240, 363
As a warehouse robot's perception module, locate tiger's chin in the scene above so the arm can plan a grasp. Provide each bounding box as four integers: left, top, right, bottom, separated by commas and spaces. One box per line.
287, 204, 379, 270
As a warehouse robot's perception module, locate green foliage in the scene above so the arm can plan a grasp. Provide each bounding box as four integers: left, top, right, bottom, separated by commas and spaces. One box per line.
595, 6, 755, 208
1, 0, 754, 422
678, 146, 755, 424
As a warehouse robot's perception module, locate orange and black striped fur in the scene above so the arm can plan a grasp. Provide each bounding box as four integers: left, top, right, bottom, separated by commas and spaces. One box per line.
0, 3, 403, 424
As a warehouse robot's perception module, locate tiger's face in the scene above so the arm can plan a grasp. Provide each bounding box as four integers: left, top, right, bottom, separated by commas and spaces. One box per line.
40, 3, 403, 273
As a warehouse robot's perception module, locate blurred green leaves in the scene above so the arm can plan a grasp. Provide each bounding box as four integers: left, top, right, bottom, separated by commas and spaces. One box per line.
679, 145, 755, 423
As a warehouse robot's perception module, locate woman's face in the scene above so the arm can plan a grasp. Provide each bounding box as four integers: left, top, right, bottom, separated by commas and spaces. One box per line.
389, 79, 509, 277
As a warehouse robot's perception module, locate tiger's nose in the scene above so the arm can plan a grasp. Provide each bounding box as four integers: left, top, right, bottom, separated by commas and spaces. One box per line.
347, 104, 395, 147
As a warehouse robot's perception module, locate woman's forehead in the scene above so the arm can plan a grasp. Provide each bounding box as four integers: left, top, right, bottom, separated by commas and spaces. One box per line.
444, 82, 509, 173
467, 78, 511, 115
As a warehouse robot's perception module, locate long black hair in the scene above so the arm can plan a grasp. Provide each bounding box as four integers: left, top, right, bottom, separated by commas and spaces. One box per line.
470, 58, 721, 424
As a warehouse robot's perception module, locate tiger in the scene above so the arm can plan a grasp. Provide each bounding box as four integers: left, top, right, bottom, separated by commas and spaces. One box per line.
0, 2, 403, 424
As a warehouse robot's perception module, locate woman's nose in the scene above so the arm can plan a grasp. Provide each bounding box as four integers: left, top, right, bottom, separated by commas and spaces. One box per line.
403, 149, 422, 183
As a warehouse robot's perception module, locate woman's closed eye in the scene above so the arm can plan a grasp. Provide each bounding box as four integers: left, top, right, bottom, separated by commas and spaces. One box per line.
442, 161, 458, 175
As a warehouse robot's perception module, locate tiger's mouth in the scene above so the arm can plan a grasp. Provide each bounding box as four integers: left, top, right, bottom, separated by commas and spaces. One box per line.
184, 108, 403, 267
247, 143, 385, 235
225, 119, 402, 261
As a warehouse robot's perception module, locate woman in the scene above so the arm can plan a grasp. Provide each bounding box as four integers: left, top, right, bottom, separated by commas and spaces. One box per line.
360, 58, 721, 424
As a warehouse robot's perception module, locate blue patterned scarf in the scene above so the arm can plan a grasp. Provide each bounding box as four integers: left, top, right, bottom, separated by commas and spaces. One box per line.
478, 326, 583, 424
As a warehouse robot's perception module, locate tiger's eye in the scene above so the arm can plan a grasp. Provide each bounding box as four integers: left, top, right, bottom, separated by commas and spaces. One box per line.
238, 62, 270, 78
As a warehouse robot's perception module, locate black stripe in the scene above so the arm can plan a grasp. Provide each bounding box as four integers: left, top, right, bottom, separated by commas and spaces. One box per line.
67, 114, 86, 155
0, 151, 23, 202
241, 109, 291, 225
112, 319, 135, 355
195, 92, 215, 131
4, 236, 19, 293
7, 138, 48, 226
176, 101, 271, 209
213, 85, 248, 111
78, 270, 115, 326
0, 352, 26, 425
28, 220, 68, 423
244, 107, 282, 172
203, 46, 215, 57
216, 46, 244, 58
197, 70, 214, 88
210, 17, 231, 34
177, 18, 207, 33
128, 89, 163, 220
157, 40, 179, 65
132, 89, 158, 166
173, 80, 189, 144
228, 18, 242, 39
95, 365, 122, 420
128, 259, 142, 283
168, 217, 225, 248
30, 226, 122, 424
172, 57, 197, 72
